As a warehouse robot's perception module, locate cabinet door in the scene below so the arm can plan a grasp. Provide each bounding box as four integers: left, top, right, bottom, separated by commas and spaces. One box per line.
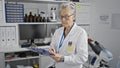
39, 55, 54, 68
0, 52, 5, 68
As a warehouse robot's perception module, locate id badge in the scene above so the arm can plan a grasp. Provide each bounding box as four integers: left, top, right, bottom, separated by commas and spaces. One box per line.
66, 41, 74, 52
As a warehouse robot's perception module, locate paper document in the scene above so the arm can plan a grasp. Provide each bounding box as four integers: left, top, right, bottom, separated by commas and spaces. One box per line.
27, 47, 54, 56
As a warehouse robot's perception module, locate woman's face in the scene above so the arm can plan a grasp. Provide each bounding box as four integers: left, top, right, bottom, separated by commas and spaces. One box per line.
60, 8, 76, 28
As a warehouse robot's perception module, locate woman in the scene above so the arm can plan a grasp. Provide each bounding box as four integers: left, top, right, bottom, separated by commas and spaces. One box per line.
49, 2, 88, 68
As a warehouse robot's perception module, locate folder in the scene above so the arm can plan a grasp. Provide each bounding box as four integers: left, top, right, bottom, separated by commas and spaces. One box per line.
27, 47, 54, 56
6, 27, 11, 47
10, 27, 16, 46
0, 27, 2, 48
1, 27, 6, 47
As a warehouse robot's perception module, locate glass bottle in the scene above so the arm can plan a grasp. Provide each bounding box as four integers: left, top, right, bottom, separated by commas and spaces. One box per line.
36, 14, 41, 22
33, 14, 37, 22
40, 11, 46, 22
24, 14, 29, 22
47, 17, 50, 22
29, 12, 33, 22
42, 17, 46, 22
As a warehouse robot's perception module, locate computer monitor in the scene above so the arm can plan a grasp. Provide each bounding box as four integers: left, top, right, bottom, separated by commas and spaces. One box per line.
19, 24, 47, 41
19, 24, 62, 46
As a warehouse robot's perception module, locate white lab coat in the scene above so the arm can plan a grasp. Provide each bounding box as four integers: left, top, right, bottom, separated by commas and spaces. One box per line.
50, 23, 88, 68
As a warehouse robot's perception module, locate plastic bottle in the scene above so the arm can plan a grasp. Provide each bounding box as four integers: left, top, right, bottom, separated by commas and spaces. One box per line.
117, 56, 120, 68
6, 63, 11, 68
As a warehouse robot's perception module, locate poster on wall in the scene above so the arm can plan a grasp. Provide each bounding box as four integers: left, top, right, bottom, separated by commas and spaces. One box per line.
99, 14, 111, 24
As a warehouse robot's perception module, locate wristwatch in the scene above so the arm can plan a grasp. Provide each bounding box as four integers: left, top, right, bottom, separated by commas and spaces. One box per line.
59, 56, 64, 62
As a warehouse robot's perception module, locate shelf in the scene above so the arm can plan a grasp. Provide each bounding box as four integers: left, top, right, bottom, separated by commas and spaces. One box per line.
3, 46, 50, 53
18, 22, 61, 24
4, 22, 61, 24
5, 0, 68, 4
5, 56, 39, 62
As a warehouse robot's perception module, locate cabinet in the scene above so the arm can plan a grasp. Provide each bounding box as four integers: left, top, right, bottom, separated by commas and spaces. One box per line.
1, 0, 91, 49
0, 0, 91, 68
4, 0, 69, 23
0, 46, 51, 68
0, 50, 53, 68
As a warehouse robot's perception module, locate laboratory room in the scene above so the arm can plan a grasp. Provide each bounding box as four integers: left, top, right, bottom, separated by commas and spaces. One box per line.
0, 0, 120, 68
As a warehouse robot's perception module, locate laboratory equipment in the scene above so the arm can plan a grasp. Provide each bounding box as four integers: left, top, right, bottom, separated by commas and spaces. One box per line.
50, 7, 56, 21
86, 38, 113, 68
116, 56, 120, 68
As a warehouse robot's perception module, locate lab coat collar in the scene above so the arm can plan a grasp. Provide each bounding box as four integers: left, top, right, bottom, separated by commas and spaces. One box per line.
63, 23, 75, 37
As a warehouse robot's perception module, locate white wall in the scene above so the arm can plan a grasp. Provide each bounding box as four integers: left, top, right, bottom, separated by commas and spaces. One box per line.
90, 0, 120, 67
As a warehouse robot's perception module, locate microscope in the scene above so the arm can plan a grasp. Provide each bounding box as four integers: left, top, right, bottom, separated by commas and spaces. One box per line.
87, 38, 113, 68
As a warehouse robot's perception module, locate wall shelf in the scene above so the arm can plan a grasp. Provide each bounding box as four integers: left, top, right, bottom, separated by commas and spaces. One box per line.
5, 0, 68, 4
5, 56, 39, 62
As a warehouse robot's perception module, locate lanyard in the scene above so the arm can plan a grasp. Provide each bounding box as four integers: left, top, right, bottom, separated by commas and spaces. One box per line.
59, 32, 64, 49
58, 23, 75, 50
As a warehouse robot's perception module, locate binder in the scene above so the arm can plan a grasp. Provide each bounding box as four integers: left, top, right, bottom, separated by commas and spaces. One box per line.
6, 27, 11, 47
0, 27, 6, 48
0, 11, 2, 19
0, 27, 2, 48
5, 27, 16, 48
10, 27, 16, 46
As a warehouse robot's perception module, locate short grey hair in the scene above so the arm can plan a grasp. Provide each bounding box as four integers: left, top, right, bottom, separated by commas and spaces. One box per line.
60, 2, 76, 14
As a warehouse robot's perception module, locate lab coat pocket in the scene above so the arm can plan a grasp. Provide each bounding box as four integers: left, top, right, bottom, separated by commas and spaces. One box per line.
66, 42, 75, 54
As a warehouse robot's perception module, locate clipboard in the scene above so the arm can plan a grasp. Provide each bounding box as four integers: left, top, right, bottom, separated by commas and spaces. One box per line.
27, 47, 54, 56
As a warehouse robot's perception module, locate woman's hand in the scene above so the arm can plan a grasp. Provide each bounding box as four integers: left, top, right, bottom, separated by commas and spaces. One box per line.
49, 48, 63, 62
51, 53, 63, 62
49, 48, 56, 53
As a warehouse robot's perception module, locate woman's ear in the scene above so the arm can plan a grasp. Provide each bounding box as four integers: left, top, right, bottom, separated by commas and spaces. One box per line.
72, 13, 76, 20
